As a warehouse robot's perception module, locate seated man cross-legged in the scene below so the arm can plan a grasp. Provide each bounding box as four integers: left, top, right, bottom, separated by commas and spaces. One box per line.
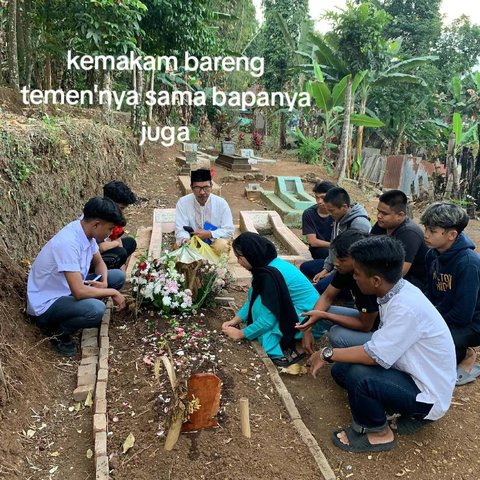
175, 168, 234, 247
421, 202, 480, 385
27, 197, 127, 356
309, 236, 456, 453
297, 229, 379, 353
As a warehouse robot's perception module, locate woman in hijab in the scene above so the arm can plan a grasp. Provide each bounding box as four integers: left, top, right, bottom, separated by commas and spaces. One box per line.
222, 232, 322, 366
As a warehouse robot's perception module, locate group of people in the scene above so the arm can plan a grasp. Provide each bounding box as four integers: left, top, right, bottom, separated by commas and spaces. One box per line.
26, 170, 234, 357
222, 182, 480, 453
26, 170, 480, 454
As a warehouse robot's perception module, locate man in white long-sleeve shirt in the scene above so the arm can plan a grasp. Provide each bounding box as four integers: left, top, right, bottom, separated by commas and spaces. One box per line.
175, 169, 234, 245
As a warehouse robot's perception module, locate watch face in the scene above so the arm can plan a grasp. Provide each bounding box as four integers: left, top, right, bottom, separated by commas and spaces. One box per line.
322, 346, 333, 361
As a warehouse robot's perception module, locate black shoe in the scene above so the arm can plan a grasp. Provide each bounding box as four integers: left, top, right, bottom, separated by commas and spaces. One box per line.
53, 339, 77, 357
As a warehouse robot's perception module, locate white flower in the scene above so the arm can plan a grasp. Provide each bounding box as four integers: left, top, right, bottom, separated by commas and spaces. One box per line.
162, 296, 172, 306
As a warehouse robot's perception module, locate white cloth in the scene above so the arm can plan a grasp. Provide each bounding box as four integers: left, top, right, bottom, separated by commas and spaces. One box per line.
364, 280, 456, 421
27, 220, 99, 316
175, 193, 234, 244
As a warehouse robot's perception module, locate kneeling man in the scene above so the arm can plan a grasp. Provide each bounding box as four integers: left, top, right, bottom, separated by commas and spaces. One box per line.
175, 169, 234, 246
310, 236, 455, 453
27, 197, 127, 356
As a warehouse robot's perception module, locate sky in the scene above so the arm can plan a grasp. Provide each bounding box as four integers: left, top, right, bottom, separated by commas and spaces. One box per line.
252, 0, 480, 31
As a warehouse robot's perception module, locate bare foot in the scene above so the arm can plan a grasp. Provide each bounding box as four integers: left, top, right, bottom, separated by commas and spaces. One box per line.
335, 426, 394, 446
458, 347, 477, 373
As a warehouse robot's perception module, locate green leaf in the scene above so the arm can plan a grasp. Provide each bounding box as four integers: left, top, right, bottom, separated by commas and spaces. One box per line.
309, 81, 333, 111
309, 33, 348, 76
332, 75, 351, 108
452, 112, 462, 147
352, 71, 367, 95
472, 72, 480, 92
384, 56, 438, 73
313, 62, 324, 83
451, 77, 462, 103
350, 114, 385, 128
373, 73, 424, 87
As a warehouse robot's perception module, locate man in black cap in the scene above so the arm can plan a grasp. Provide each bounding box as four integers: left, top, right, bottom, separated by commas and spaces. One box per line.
175, 168, 234, 245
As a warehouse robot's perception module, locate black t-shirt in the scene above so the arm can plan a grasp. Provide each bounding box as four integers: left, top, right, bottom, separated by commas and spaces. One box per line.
371, 218, 427, 290
331, 271, 380, 330
302, 205, 333, 259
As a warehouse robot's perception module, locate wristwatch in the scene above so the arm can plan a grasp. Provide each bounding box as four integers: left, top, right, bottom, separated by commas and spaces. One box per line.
320, 346, 334, 363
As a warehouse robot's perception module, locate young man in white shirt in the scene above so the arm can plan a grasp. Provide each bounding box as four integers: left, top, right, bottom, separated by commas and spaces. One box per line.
309, 236, 456, 453
27, 197, 127, 356
175, 169, 234, 245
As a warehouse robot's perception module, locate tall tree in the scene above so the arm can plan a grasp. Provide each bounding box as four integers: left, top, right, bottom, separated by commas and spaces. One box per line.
380, 0, 442, 55
261, 0, 308, 148
7, 0, 19, 88
434, 16, 480, 83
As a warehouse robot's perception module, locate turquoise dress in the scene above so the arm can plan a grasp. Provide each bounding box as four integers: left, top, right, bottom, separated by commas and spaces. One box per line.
237, 257, 324, 358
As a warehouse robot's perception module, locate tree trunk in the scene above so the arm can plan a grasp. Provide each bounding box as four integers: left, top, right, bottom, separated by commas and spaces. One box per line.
392, 124, 406, 155
23, 0, 33, 87
279, 111, 287, 149
44, 54, 52, 89
147, 69, 155, 125
102, 68, 112, 124
336, 76, 353, 182
444, 133, 456, 198
16, 0, 25, 84
353, 94, 368, 178
7, 0, 20, 89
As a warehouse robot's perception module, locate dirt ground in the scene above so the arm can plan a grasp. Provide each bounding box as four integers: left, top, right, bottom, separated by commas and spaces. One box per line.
2, 137, 480, 480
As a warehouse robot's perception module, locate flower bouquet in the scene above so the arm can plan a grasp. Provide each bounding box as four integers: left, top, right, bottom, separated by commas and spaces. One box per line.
131, 248, 231, 315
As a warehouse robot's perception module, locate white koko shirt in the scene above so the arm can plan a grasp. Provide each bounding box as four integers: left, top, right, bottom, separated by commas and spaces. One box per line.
364, 280, 456, 421
175, 193, 234, 244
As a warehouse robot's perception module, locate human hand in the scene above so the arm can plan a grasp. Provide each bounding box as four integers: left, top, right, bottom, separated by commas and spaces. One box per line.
295, 310, 325, 331
193, 229, 212, 241
222, 318, 241, 329
302, 329, 315, 355
222, 325, 244, 341
308, 351, 325, 378
112, 292, 126, 311
313, 269, 329, 283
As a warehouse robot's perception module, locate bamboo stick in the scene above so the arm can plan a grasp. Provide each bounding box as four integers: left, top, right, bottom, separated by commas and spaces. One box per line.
239, 397, 251, 438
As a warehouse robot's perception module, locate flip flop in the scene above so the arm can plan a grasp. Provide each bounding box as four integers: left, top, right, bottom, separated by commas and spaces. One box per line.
272, 349, 307, 368
456, 365, 480, 386
331, 426, 396, 453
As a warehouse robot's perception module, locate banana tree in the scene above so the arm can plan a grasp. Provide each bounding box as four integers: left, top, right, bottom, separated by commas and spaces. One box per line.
306, 63, 384, 162
352, 54, 437, 176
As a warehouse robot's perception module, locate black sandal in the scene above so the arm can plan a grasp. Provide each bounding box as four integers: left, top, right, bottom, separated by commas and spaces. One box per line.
272, 348, 307, 368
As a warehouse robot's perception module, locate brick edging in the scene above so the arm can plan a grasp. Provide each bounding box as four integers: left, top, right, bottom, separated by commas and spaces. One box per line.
75, 299, 112, 480
250, 341, 336, 480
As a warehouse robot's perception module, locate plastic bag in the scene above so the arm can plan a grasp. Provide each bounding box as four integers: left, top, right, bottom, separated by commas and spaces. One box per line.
188, 236, 220, 264
167, 243, 205, 264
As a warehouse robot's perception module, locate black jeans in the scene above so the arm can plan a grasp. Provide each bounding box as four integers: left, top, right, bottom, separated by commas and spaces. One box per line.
101, 236, 137, 269
331, 363, 433, 432
449, 324, 480, 363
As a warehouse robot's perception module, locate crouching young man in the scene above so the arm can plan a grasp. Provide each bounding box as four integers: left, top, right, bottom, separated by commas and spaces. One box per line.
27, 197, 127, 357
309, 236, 456, 453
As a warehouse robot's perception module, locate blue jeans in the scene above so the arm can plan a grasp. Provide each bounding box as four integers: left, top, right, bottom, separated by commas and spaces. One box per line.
316, 306, 374, 347
32, 270, 125, 339
331, 363, 433, 432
